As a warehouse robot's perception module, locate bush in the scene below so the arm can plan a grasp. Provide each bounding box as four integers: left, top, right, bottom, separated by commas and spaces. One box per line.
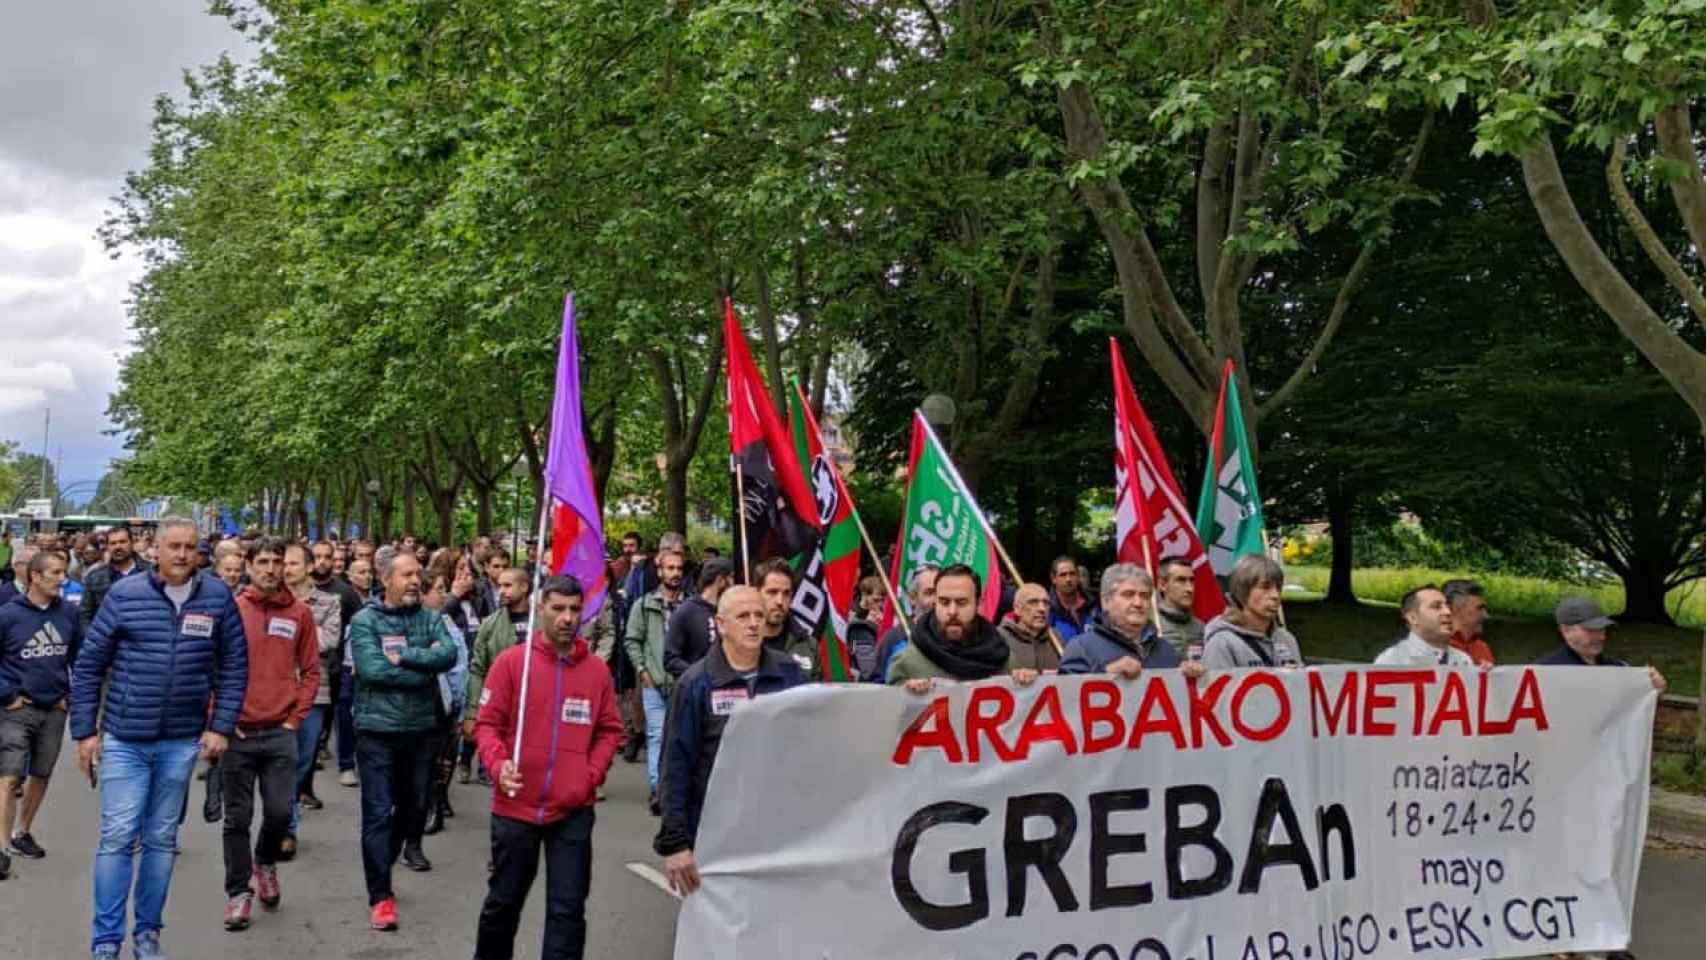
1286, 564, 1706, 628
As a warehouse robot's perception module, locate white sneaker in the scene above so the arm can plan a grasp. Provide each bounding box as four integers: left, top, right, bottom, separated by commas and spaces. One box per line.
339, 769, 358, 788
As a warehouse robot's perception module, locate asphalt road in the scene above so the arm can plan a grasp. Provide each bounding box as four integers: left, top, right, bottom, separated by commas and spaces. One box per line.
3, 751, 1703, 959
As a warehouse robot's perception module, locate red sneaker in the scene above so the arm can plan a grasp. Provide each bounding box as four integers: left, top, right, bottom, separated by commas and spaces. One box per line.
253, 865, 281, 908
370, 898, 398, 931
224, 892, 254, 931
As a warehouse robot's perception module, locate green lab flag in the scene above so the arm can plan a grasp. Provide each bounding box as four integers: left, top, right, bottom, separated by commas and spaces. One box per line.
1194, 359, 1266, 577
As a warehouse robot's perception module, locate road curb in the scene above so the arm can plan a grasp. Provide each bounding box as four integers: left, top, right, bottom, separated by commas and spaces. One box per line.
1650, 787, 1706, 850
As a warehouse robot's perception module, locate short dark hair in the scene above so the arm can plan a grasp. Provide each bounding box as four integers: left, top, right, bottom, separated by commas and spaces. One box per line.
936, 563, 982, 596
1442, 579, 1484, 606
621, 531, 642, 545
1157, 555, 1193, 579
752, 557, 794, 589
698, 556, 734, 590
247, 536, 289, 562
540, 575, 583, 604
1400, 583, 1443, 617
1050, 555, 1077, 576
284, 541, 311, 563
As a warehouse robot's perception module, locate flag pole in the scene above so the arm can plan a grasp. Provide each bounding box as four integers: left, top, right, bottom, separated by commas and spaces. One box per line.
1138, 533, 1163, 632
733, 456, 752, 583
915, 414, 1025, 590
508, 495, 551, 789
1262, 527, 1288, 629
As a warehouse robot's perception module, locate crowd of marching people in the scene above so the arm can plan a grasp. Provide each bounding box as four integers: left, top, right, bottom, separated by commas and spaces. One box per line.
0, 520, 1670, 960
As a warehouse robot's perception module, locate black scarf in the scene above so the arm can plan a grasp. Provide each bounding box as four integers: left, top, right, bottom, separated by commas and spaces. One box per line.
911, 611, 1010, 680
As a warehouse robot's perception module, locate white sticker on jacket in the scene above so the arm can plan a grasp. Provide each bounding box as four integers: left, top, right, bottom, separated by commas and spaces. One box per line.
381, 636, 407, 658
561, 697, 591, 725
267, 617, 298, 640
710, 688, 749, 716
181, 614, 215, 638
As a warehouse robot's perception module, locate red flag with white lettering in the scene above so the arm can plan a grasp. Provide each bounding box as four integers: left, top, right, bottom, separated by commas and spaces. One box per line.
1110, 338, 1227, 621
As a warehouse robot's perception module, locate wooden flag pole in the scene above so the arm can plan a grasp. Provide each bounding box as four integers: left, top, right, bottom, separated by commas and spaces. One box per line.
733, 456, 752, 584
1261, 527, 1288, 629
1138, 533, 1164, 633
849, 507, 911, 642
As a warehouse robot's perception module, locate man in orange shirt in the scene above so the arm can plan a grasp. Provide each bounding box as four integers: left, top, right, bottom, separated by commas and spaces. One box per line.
1443, 579, 1493, 666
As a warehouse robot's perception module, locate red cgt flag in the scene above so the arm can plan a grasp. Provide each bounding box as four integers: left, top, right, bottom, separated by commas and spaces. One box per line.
1110, 338, 1227, 621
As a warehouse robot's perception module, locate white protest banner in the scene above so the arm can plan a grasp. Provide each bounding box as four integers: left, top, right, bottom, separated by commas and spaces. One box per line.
675, 666, 1656, 960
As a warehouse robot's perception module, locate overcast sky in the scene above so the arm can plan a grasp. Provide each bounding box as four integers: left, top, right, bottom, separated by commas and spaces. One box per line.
0, 2, 251, 502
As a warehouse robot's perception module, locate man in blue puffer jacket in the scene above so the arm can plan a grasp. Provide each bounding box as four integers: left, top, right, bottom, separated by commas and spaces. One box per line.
69, 517, 248, 960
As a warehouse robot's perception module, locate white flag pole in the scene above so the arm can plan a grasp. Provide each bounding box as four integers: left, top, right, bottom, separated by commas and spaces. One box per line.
508, 495, 552, 790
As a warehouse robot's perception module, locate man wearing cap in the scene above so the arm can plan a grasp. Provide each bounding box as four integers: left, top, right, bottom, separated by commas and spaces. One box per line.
1537, 597, 1667, 691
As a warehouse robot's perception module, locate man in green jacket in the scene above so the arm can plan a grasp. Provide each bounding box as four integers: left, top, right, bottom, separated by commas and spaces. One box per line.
462, 568, 533, 728
348, 549, 458, 932
622, 548, 686, 812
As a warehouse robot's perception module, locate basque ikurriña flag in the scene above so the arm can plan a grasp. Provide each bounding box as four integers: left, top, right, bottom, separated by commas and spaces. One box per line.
785, 379, 857, 682
545, 292, 608, 631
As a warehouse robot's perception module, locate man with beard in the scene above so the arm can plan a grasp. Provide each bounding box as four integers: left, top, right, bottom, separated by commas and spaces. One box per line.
752, 558, 818, 679
281, 543, 342, 857
1059, 565, 1208, 678
664, 557, 732, 681
347, 551, 459, 930
221, 538, 319, 931
623, 548, 686, 813
888, 565, 1039, 691
80, 527, 151, 630
462, 568, 535, 786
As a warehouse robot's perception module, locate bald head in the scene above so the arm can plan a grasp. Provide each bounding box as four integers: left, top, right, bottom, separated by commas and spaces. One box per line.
716, 585, 766, 660
1014, 582, 1049, 634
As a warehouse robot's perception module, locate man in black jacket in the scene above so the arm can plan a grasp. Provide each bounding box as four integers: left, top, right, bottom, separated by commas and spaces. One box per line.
79, 527, 151, 629
663, 557, 731, 680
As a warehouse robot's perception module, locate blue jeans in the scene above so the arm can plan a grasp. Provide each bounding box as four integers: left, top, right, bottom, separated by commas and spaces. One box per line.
641, 686, 667, 791
336, 668, 356, 772
287, 706, 328, 835
355, 731, 433, 905
91, 735, 201, 949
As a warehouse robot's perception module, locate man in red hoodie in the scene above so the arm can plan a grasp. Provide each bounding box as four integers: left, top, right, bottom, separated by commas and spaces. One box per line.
473, 575, 622, 960
221, 536, 320, 931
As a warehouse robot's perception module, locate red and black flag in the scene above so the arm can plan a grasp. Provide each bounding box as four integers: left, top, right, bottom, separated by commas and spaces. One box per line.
724, 298, 822, 568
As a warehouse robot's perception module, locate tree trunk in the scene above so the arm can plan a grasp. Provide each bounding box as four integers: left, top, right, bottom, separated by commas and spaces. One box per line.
665, 461, 689, 535
432, 492, 456, 547
1014, 470, 1039, 575
314, 478, 330, 541
1050, 479, 1077, 561
1617, 561, 1675, 626
474, 481, 494, 537
1325, 478, 1357, 605
377, 495, 395, 543
403, 469, 420, 540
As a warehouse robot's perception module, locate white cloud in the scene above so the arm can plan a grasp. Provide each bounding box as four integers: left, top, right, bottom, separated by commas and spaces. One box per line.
0, 6, 251, 488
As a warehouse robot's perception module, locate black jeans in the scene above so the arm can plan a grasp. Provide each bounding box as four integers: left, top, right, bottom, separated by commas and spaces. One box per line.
474, 810, 595, 960
220, 728, 297, 896
355, 730, 433, 904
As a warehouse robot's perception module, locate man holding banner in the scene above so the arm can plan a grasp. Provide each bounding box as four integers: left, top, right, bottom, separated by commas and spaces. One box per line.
656, 586, 806, 896
1058, 564, 1207, 678
886, 565, 1036, 691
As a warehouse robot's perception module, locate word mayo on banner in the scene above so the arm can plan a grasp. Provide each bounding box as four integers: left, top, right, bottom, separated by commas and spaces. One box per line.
675, 667, 1655, 960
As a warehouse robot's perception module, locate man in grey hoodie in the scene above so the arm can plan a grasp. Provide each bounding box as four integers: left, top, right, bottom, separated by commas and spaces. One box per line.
1201, 555, 1301, 669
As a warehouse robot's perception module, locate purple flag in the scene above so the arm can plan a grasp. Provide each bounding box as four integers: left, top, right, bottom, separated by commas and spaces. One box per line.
545, 292, 608, 631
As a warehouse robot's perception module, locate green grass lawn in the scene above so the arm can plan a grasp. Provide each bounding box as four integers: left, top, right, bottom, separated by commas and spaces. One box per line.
1284, 594, 1702, 698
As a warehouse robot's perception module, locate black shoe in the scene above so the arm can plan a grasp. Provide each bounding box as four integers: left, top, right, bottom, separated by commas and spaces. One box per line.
0, 849, 11, 880
438, 795, 454, 820
648, 791, 661, 817
298, 793, 323, 811
277, 835, 297, 861
457, 763, 472, 785
622, 737, 642, 763
401, 842, 431, 872
422, 808, 444, 837
8, 833, 44, 859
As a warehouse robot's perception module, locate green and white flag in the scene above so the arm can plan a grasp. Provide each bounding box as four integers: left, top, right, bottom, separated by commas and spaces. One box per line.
1194, 359, 1265, 577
